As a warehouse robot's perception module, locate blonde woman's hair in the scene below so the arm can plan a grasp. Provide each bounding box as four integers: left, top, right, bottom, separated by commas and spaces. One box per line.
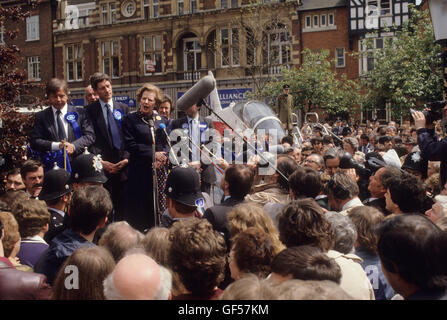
228, 203, 285, 255
136, 83, 162, 105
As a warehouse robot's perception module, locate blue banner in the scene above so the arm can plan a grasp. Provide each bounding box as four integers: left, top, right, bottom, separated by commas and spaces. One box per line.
177, 88, 252, 109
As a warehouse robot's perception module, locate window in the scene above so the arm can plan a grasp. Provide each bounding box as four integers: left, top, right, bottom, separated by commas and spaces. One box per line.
190, 0, 197, 13
359, 37, 392, 74
66, 44, 83, 81
78, 8, 93, 28
266, 26, 290, 69
320, 14, 327, 27
366, 0, 391, 16
335, 48, 345, 68
220, 28, 239, 67
305, 16, 311, 28
231, 0, 238, 8
27, 56, 40, 81
313, 15, 319, 28
102, 3, 108, 23
143, 35, 163, 74
101, 40, 120, 78
101, 2, 116, 24
328, 13, 334, 26
0, 26, 4, 44
26, 16, 39, 41
221, 0, 228, 9
152, 0, 159, 17
110, 3, 116, 23
183, 38, 201, 73
143, 0, 150, 18
178, 0, 184, 15
380, 0, 390, 15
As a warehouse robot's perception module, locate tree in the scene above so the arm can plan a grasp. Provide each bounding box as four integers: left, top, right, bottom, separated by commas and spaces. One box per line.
359, 5, 443, 119
0, 1, 42, 176
253, 49, 361, 118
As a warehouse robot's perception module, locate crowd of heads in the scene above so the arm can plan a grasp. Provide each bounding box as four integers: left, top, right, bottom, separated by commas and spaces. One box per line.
2, 89, 447, 301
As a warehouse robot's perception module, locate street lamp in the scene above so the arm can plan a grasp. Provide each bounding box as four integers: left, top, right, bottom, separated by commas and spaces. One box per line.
428, 0, 447, 99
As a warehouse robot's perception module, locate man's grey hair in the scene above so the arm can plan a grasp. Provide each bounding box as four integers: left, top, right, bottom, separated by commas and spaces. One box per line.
325, 211, 357, 254
330, 172, 359, 199
98, 221, 144, 262
434, 195, 447, 216
343, 137, 359, 151
307, 153, 324, 167
103, 264, 172, 300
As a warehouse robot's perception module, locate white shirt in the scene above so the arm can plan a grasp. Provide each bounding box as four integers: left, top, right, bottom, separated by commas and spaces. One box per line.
187, 114, 200, 162
341, 197, 364, 212
51, 104, 69, 151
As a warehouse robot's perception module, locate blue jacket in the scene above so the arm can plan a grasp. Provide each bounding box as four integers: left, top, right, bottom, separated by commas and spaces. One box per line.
417, 128, 447, 187
34, 229, 95, 285
355, 246, 395, 300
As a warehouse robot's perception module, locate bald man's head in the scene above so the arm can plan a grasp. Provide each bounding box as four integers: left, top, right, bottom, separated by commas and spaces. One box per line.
103, 254, 171, 300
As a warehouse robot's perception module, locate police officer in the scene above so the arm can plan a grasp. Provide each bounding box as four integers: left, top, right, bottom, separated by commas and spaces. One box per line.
69, 150, 111, 242
38, 165, 72, 243
275, 84, 294, 134
160, 165, 205, 229
70, 149, 108, 190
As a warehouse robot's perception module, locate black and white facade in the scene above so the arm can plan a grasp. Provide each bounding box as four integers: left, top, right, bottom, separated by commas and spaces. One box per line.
349, 0, 415, 122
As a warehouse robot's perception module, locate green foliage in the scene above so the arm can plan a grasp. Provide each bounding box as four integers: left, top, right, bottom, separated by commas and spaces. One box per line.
252, 49, 360, 116
359, 5, 443, 119
0, 1, 42, 173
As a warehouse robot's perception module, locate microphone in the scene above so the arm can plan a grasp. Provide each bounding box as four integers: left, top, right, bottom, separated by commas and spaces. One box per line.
176, 75, 215, 111
148, 119, 155, 145
339, 152, 371, 178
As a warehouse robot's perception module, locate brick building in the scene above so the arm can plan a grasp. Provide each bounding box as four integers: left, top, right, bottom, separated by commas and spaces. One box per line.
299, 0, 358, 81
2, 0, 418, 121
51, 0, 301, 113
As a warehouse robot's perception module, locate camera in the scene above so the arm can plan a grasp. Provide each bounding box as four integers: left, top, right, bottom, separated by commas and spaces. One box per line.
423, 100, 447, 124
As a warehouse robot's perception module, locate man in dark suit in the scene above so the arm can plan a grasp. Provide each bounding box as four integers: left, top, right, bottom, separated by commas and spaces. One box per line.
203, 164, 254, 247
203, 164, 254, 290
30, 78, 95, 159
170, 101, 216, 194
363, 166, 400, 216
85, 73, 129, 221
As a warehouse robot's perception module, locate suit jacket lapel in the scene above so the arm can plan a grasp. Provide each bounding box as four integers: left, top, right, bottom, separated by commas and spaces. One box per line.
45, 107, 58, 141
66, 105, 75, 141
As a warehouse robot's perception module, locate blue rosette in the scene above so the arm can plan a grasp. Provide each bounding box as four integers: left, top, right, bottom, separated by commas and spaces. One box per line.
64, 112, 81, 139
113, 109, 124, 128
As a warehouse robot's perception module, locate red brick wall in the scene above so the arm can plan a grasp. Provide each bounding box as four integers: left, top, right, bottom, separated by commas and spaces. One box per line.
300, 7, 359, 80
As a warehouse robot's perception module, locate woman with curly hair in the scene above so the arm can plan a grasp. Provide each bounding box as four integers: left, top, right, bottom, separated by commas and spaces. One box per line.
228, 227, 276, 280
227, 203, 285, 255
169, 218, 227, 300
277, 198, 375, 300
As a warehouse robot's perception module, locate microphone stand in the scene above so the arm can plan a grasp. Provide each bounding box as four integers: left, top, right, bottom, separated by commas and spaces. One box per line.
144, 117, 160, 227
199, 98, 289, 183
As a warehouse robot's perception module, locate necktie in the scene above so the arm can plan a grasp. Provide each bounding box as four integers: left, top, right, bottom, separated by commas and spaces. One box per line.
56, 110, 67, 141
105, 104, 122, 150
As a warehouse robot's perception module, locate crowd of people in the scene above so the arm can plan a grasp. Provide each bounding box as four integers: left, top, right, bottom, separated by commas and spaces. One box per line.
1, 73, 447, 301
